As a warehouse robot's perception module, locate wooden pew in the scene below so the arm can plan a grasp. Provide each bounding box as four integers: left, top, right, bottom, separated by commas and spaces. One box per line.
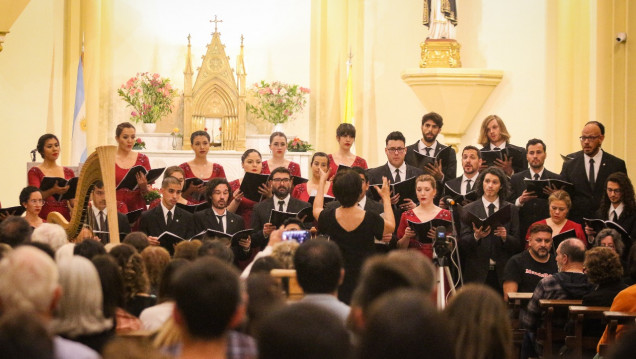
507, 292, 533, 359
270, 269, 304, 301
563, 305, 610, 358
598, 311, 636, 356
537, 299, 582, 359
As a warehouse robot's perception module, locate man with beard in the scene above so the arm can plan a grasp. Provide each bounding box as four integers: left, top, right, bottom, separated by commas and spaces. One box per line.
194, 178, 251, 263
510, 139, 563, 237
561, 121, 627, 223
442, 145, 482, 204
251, 167, 311, 248
405, 112, 457, 182
502, 223, 558, 301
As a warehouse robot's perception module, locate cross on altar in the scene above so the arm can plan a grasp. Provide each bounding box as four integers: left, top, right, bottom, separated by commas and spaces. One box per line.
210, 15, 223, 33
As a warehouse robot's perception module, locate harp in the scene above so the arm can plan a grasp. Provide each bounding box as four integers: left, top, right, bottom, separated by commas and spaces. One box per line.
47, 146, 120, 244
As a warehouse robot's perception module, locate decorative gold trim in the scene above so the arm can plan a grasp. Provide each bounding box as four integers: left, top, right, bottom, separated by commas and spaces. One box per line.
420, 39, 461, 68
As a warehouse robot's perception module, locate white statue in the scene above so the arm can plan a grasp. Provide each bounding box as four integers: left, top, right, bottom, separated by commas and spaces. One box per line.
423, 0, 458, 40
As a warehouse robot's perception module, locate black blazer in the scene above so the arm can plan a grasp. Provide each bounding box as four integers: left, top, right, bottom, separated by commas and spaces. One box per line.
560, 150, 627, 223
193, 208, 245, 235
89, 208, 131, 244
510, 168, 562, 237
481, 143, 528, 174
250, 196, 311, 248
405, 141, 457, 180
138, 206, 195, 240
459, 199, 521, 285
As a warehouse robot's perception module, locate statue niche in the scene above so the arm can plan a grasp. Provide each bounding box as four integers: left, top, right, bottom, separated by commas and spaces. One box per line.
183, 23, 247, 151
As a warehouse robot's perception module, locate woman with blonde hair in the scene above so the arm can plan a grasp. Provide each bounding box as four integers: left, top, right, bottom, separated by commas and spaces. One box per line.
443, 284, 513, 359
478, 115, 527, 175
52, 256, 113, 353
526, 189, 587, 246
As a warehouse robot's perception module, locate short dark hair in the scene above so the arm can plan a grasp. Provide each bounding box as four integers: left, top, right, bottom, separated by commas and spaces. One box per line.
421, 112, 444, 128
20, 242, 55, 259
385, 131, 406, 146
282, 217, 304, 229
205, 178, 231, 204
0, 216, 32, 248
19, 186, 41, 206
123, 232, 149, 253
559, 238, 586, 263
474, 167, 511, 201
526, 138, 546, 152
527, 223, 553, 236
173, 257, 240, 339
115, 122, 135, 137
350, 166, 368, 182
294, 239, 343, 294
462, 145, 481, 159
197, 240, 234, 264
332, 169, 362, 207
257, 303, 351, 359
241, 149, 262, 163
36, 134, 59, 159
73, 239, 106, 260
585, 121, 605, 135
161, 176, 181, 189
269, 131, 288, 144
190, 130, 210, 144
269, 166, 291, 180
336, 123, 356, 138
250, 257, 283, 275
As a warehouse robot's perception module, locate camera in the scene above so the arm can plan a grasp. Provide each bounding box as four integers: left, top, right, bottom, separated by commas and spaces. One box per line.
433, 226, 452, 264
282, 230, 311, 244
616, 32, 627, 43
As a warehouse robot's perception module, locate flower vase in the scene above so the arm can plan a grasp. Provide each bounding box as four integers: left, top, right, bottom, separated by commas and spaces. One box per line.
142, 123, 157, 133
172, 136, 183, 150
272, 123, 285, 134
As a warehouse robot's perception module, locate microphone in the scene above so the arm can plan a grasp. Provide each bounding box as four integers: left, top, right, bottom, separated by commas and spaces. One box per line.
30, 149, 37, 162
441, 196, 456, 206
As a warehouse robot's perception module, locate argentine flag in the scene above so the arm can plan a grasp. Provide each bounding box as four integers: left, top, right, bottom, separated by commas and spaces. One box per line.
71, 56, 87, 165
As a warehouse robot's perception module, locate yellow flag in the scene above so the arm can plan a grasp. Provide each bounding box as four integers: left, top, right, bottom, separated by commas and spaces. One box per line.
343, 62, 354, 124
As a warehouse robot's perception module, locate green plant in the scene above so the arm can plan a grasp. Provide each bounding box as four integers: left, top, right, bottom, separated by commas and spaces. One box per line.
132, 137, 145, 150
143, 188, 161, 204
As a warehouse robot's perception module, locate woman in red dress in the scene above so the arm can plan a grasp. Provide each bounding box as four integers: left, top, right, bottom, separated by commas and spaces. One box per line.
114, 122, 151, 213
261, 132, 301, 177
526, 189, 587, 247
179, 130, 226, 203
227, 149, 270, 227
292, 152, 334, 202
27, 134, 75, 221
328, 123, 368, 176
20, 186, 44, 228
397, 174, 453, 258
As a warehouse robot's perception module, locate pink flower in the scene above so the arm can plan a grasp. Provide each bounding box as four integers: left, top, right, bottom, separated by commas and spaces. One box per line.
300, 87, 310, 94
153, 73, 160, 79
136, 138, 142, 143
131, 111, 138, 117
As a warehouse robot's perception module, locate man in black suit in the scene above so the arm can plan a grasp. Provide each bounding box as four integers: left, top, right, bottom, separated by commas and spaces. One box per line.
478, 115, 527, 175
443, 145, 482, 203
510, 139, 563, 238
368, 131, 424, 213
459, 167, 521, 292
139, 176, 195, 255
560, 121, 627, 223
251, 167, 311, 249
193, 178, 250, 262
405, 112, 457, 182
89, 180, 131, 244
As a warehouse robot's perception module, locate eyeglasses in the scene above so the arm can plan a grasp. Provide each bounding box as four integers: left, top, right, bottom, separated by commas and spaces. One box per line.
579, 136, 601, 142
606, 188, 622, 194
271, 178, 291, 184
386, 147, 406, 154
28, 199, 44, 204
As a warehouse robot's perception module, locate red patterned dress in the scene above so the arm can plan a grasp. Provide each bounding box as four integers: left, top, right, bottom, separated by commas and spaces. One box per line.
179, 162, 227, 204
28, 166, 75, 221
291, 182, 334, 202
261, 160, 301, 177
229, 179, 258, 228
327, 154, 368, 176
115, 153, 151, 213
397, 208, 453, 258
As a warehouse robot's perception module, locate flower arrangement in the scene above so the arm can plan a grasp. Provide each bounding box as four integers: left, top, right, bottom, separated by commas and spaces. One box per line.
287, 137, 313, 152
143, 187, 161, 204
247, 81, 310, 125
117, 72, 177, 124
170, 127, 183, 138
132, 138, 146, 150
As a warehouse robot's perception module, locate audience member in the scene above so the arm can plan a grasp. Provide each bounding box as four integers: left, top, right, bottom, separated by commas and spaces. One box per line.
140, 258, 189, 331
0, 246, 99, 359
173, 239, 202, 261
123, 231, 149, 253
245, 273, 286, 336
0, 310, 54, 359
23, 241, 55, 259
73, 238, 106, 260
197, 240, 235, 263
249, 256, 283, 275
405, 111, 457, 182
55, 242, 75, 263
121, 251, 156, 317
141, 246, 170, 295
503, 223, 558, 301
560, 121, 627, 223
258, 303, 351, 359
0, 215, 32, 247
31, 222, 68, 251
444, 284, 512, 359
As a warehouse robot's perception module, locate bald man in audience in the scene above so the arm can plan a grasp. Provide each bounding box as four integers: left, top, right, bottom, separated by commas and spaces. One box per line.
0, 246, 99, 359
